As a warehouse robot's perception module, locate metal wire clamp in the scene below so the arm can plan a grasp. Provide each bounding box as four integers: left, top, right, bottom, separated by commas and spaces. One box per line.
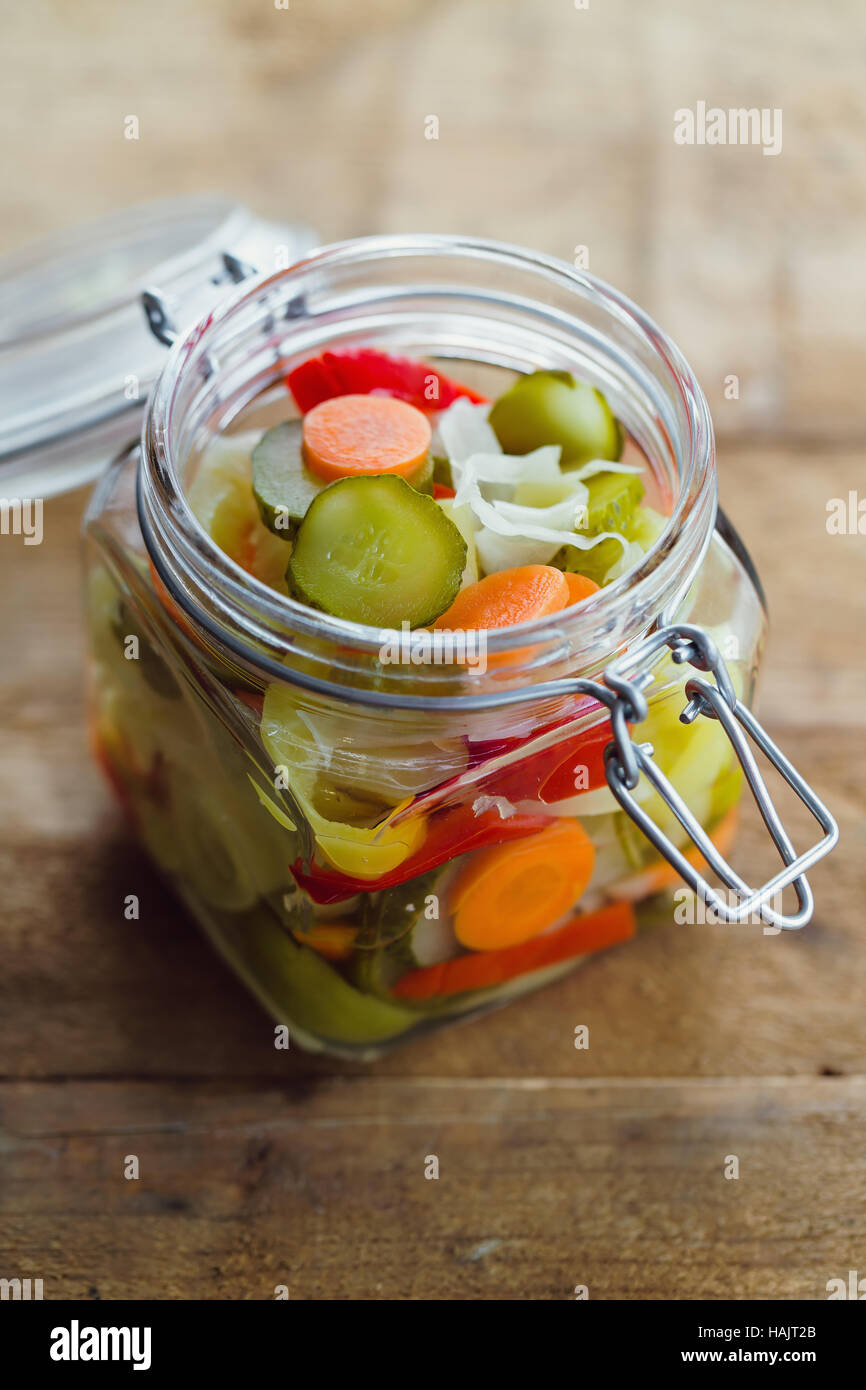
601, 623, 838, 929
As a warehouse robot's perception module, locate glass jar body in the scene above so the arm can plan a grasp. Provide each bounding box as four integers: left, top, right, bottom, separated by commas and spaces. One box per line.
83, 457, 765, 1060
82, 238, 767, 1058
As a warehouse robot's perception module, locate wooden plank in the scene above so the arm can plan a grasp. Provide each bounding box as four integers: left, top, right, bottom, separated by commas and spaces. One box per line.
2, 1077, 864, 1299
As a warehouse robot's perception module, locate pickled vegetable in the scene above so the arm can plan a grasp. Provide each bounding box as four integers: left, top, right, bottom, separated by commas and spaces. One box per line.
288, 474, 467, 627
260, 691, 428, 880
302, 394, 432, 482
433, 564, 569, 631
451, 819, 596, 949
253, 420, 433, 540
488, 370, 623, 466
554, 482, 658, 586
252, 421, 323, 536
188, 432, 292, 591
239, 908, 418, 1044
287, 347, 488, 415
583, 469, 644, 534
393, 901, 636, 1001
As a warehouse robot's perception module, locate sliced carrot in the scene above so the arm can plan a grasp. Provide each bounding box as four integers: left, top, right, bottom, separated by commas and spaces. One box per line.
293, 922, 358, 961
433, 564, 569, 632
563, 572, 600, 606
301, 393, 432, 482
451, 818, 596, 950
393, 900, 636, 1000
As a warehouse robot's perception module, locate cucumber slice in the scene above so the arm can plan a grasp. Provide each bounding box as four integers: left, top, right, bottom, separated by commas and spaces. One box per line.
628, 505, 668, 550
252, 421, 322, 537
111, 598, 181, 699
253, 422, 434, 539
583, 469, 644, 534
239, 908, 418, 1044
408, 452, 435, 495
554, 475, 647, 585
358, 868, 442, 951
288, 474, 467, 627
488, 370, 623, 467
352, 866, 456, 997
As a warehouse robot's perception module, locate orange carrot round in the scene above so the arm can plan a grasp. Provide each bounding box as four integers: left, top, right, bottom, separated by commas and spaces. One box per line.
563, 572, 600, 606
393, 900, 635, 1000
433, 564, 569, 632
293, 922, 358, 961
451, 818, 596, 950
302, 393, 431, 481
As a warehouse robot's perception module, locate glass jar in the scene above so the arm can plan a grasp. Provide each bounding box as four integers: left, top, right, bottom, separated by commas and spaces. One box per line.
0, 195, 314, 498
81, 235, 837, 1059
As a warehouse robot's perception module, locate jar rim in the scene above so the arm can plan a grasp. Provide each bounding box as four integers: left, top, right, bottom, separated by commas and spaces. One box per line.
139, 234, 718, 703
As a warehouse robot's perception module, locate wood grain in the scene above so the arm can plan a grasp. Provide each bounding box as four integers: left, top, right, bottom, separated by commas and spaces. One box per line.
3, 1078, 864, 1299
0, 0, 864, 1301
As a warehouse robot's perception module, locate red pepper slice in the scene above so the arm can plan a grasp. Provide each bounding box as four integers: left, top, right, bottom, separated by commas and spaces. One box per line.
467, 704, 617, 804
290, 803, 551, 903
287, 348, 488, 415
536, 720, 616, 803
432, 482, 456, 500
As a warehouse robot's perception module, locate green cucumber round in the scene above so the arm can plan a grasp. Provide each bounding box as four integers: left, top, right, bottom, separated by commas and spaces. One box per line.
253, 421, 434, 539
252, 421, 324, 537
583, 469, 645, 534
288, 474, 467, 627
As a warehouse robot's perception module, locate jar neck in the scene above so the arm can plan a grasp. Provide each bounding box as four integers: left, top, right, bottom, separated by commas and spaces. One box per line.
139, 235, 717, 707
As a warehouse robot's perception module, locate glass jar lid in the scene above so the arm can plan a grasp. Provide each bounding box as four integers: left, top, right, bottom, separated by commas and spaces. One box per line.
0, 195, 316, 498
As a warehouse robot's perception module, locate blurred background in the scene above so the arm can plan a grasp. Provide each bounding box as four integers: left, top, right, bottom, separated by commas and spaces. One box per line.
4, 0, 865, 440
1, 0, 864, 1300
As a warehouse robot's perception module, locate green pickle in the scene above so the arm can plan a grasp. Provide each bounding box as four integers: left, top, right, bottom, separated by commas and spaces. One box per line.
558, 494, 665, 588
583, 469, 644, 534
253, 422, 434, 540
488, 369, 623, 466
288, 474, 467, 626
252, 421, 322, 537
111, 598, 181, 699
238, 908, 418, 1045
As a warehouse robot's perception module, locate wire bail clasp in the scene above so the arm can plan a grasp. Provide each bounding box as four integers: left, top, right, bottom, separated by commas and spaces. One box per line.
141, 251, 261, 359
602, 623, 838, 929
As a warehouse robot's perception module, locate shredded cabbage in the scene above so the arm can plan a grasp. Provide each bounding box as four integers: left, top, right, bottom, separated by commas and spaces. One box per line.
452, 446, 563, 506
474, 528, 559, 572
436, 398, 500, 465
467, 486, 626, 552
435, 398, 644, 580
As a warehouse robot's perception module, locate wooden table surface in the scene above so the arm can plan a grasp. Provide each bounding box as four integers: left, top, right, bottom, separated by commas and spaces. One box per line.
1, 0, 864, 1300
